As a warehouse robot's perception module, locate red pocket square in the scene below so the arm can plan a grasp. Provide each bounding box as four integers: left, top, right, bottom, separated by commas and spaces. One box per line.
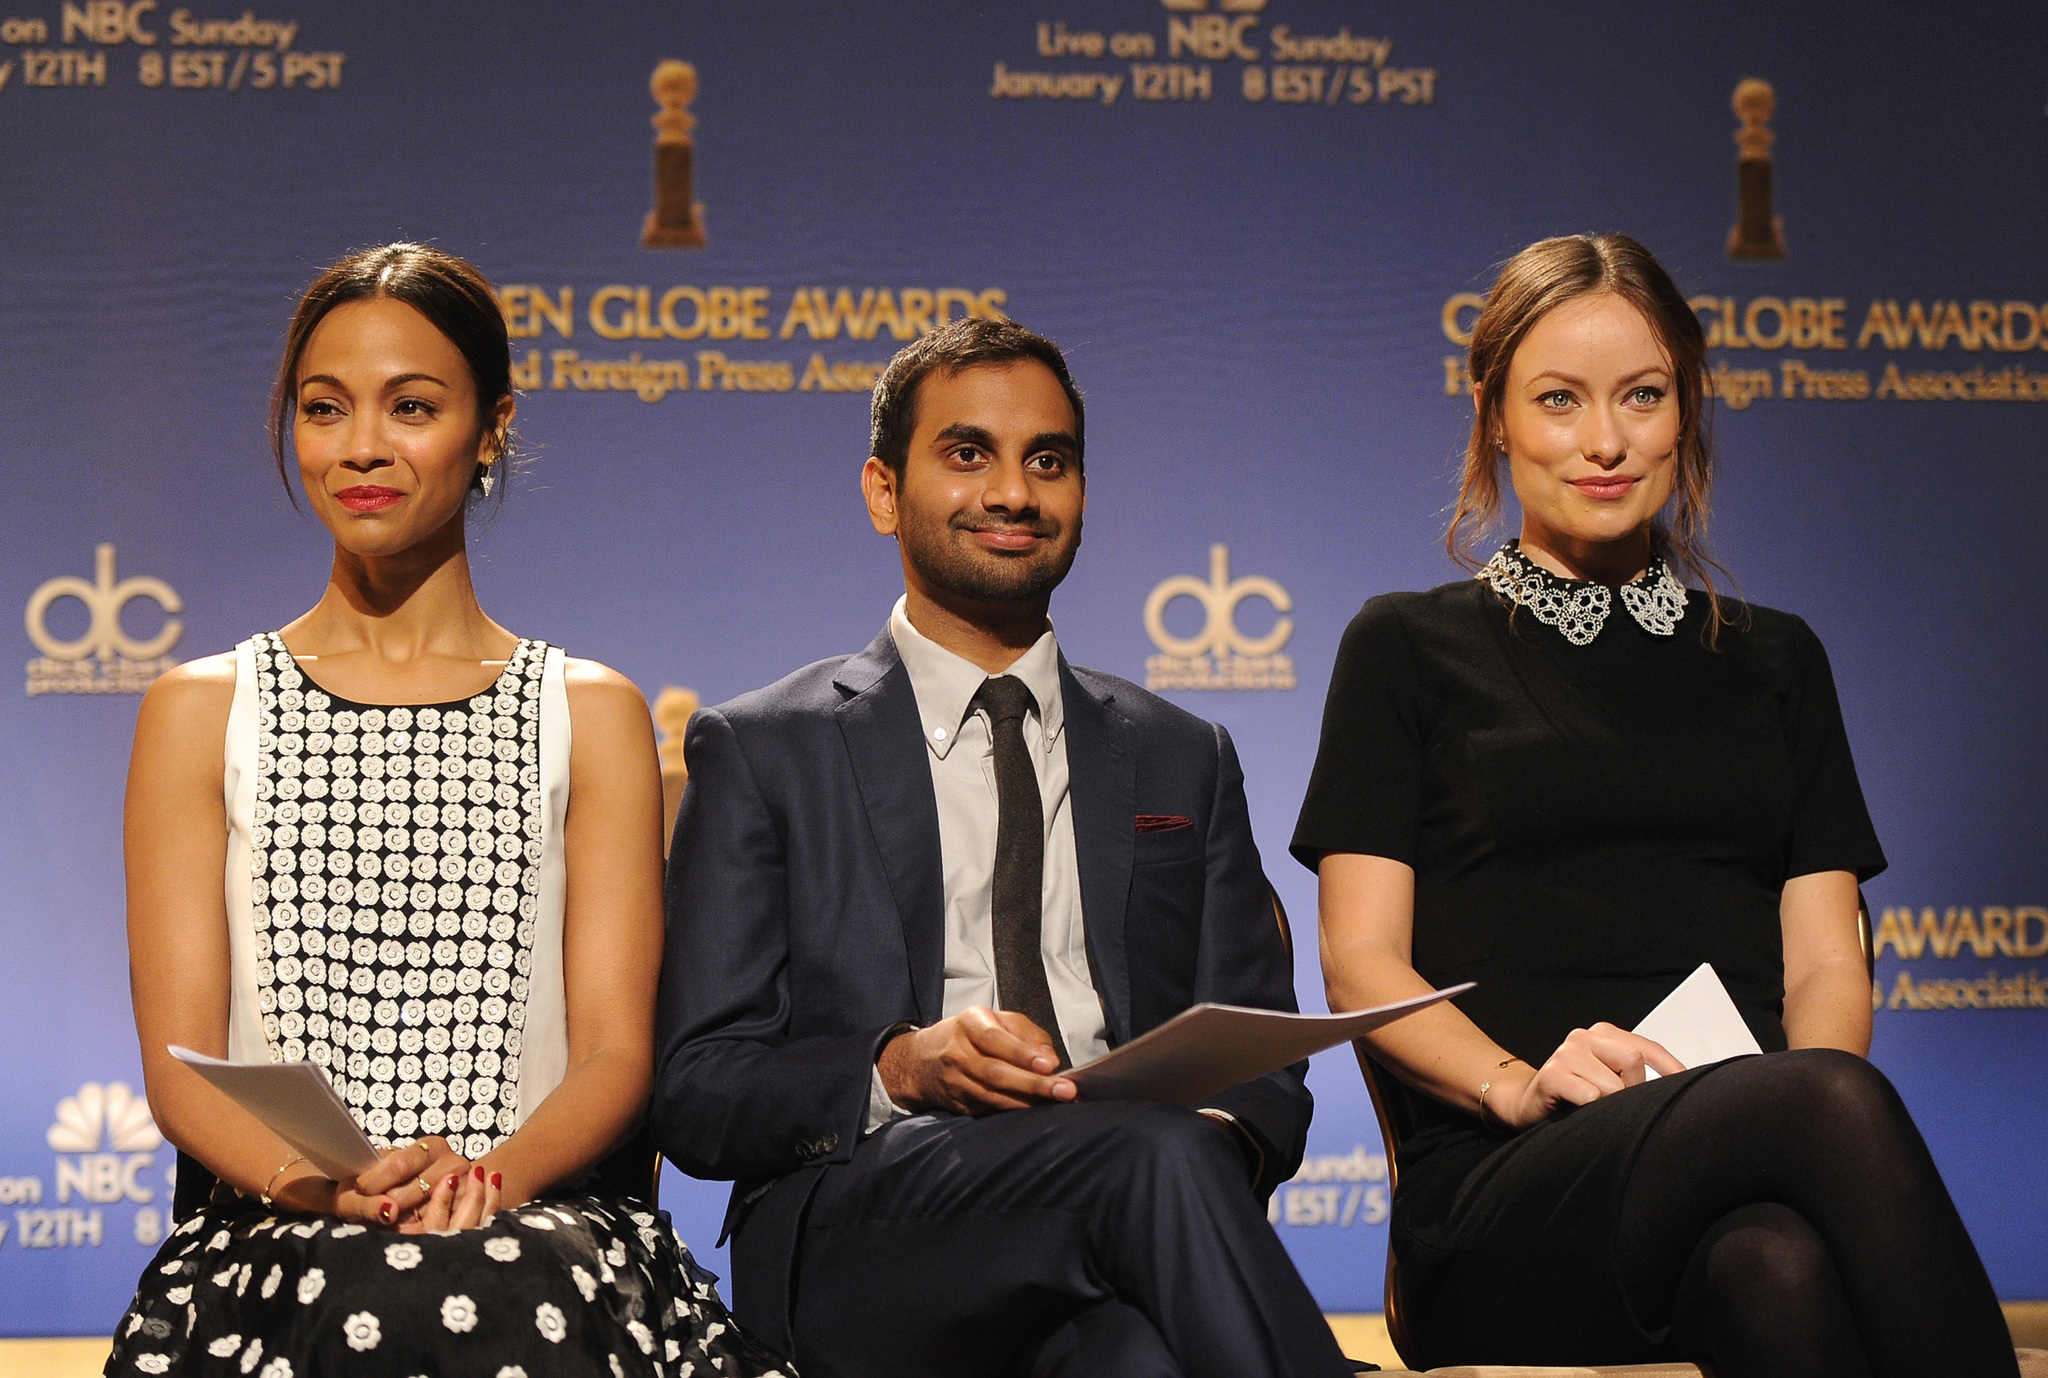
1135, 814, 1193, 833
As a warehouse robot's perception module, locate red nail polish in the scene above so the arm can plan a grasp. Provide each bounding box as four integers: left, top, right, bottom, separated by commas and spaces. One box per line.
490, 1172, 502, 1189
379, 1203, 393, 1223
444, 1174, 460, 1191
474, 1165, 486, 1182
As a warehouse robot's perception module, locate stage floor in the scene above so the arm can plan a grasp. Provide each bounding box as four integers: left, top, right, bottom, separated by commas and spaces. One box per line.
9, 1307, 2044, 1375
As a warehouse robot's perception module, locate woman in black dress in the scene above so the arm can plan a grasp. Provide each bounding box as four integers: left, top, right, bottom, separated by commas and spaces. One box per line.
1295, 234, 2016, 1377
107, 244, 790, 1376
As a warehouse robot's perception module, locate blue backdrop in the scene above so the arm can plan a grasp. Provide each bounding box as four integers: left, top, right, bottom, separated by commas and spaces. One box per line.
3, 0, 2044, 1335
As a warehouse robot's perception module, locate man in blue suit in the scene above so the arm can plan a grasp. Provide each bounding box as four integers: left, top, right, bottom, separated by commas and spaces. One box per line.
653, 318, 1349, 1378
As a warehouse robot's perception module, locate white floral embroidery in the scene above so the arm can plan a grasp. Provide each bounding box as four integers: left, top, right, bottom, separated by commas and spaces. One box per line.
260, 1264, 283, 1299
157, 1260, 185, 1276
1620, 563, 1689, 634
176, 1216, 205, 1236
484, 1236, 521, 1262
297, 1268, 326, 1304
570, 1264, 598, 1301
211, 1265, 237, 1287
605, 1240, 628, 1268
186, 1304, 197, 1338
704, 1321, 726, 1345
207, 1335, 242, 1358
236, 1263, 254, 1295
535, 1302, 567, 1343
165, 1286, 192, 1305
259, 1359, 293, 1378
238, 1337, 263, 1374
207, 1230, 232, 1251
519, 1213, 556, 1231
343, 1311, 381, 1351
291, 1221, 323, 1238
607, 1357, 625, 1378
329, 1224, 366, 1239
628, 1319, 654, 1353
134, 1356, 170, 1374
126, 1315, 144, 1336
667, 1340, 682, 1361
1477, 542, 1687, 645
442, 1293, 479, 1333
631, 1211, 654, 1227
498, 1368, 528, 1378
384, 1242, 423, 1270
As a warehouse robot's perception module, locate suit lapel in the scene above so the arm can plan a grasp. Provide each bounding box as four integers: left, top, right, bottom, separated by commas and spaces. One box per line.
1061, 661, 1135, 1044
835, 630, 947, 1024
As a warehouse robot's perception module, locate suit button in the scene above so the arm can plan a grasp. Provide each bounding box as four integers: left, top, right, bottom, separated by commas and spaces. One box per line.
818, 1134, 839, 1155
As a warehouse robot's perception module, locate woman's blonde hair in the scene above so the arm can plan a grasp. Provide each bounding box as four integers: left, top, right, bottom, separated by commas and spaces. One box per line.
1448, 233, 1729, 632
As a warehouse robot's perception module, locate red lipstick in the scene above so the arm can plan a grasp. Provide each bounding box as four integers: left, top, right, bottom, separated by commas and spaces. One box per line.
335, 485, 404, 512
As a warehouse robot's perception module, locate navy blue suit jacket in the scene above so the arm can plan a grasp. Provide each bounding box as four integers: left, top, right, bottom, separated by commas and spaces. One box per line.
651, 629, 1311, 1346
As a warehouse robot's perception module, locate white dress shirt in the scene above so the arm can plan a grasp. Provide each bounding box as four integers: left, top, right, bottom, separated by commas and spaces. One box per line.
866, 598, 1110, 1130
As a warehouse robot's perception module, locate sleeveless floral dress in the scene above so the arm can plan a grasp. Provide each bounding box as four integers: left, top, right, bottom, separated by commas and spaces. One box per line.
105, 634, 792, 1377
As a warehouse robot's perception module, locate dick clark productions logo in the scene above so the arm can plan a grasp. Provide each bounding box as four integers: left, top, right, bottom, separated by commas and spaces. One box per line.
24, 544, 183, 696
1144, 544, 1295, 691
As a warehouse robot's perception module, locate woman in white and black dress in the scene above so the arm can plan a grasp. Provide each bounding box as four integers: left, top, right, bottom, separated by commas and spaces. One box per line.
107, 243, 791, 1376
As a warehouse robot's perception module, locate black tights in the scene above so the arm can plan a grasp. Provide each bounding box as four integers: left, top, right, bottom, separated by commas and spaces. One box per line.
1618, 1049, 2016, 1378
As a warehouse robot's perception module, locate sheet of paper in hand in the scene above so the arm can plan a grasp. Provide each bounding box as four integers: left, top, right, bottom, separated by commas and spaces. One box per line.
1065, 984, 1475, 1105
169, 1045, 383, 1180
1633, 962, 1765, 1080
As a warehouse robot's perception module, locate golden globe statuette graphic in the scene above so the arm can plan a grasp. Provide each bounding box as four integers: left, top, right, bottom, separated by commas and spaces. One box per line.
24, 543, 183, 696
643, 59, 707, 249
654, 684, 700, 849
1727, 77, 1788, 261
1143, 544, 1295, 691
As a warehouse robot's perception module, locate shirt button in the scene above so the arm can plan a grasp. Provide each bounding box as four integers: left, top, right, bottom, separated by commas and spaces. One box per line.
932, 728, 948, 741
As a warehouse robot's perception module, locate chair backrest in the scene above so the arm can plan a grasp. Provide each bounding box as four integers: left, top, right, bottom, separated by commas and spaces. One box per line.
1352, 1045, 1420, 1364
1269, 877, 1421, 1362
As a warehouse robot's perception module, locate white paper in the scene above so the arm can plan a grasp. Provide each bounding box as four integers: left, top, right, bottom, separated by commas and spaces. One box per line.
1633, 963, 1763, 1079
169, 1045, 382, 1180
1065, 984, 1474, 1105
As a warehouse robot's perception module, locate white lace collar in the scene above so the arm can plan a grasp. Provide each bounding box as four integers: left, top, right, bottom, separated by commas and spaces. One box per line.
1477, 541, 1688, 646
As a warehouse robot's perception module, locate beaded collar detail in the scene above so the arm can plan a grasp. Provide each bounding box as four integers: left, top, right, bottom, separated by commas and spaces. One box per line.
1477, 541, 1688, 646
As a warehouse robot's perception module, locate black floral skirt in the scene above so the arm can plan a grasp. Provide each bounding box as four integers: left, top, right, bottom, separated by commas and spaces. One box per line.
104, 1194, 793, 1376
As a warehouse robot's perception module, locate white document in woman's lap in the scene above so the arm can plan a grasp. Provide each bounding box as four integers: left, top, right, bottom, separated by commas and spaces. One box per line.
1634, 963, 1764, 1079
169, 1045, 382, 1179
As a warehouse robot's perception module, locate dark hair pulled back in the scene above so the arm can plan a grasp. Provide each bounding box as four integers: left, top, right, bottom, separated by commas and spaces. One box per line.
270, 242, 513, 503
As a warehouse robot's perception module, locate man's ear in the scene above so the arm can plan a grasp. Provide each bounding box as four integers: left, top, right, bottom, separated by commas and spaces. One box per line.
861, 456, 900, 537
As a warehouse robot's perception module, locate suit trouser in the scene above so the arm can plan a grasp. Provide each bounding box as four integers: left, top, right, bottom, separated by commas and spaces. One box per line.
786, 1100, 1352, 1378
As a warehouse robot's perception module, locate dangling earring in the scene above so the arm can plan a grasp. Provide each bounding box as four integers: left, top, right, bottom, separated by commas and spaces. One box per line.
480, 465, 496, 497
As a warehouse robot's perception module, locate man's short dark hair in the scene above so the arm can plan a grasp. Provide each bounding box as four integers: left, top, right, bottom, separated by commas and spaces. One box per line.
869, 317, 1085, 476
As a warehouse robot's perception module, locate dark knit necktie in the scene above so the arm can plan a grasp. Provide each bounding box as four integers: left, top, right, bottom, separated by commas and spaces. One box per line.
971, 675, 1070, 1070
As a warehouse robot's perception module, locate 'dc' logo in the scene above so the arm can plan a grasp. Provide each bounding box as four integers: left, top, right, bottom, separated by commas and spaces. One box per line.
1144, 544, 1293, 658
25, 543, 183, 662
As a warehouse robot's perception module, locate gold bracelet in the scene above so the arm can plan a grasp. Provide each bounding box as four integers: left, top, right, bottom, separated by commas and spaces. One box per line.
1477, 1057, 1526, 1131
261, 1154, 309, 1206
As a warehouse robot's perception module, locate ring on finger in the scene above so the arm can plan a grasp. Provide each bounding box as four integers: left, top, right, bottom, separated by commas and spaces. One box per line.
416, 1176, 432, 1197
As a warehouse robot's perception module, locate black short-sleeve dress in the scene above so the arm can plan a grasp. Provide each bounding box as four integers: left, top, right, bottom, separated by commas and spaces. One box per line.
1291, 543, 1886, 1359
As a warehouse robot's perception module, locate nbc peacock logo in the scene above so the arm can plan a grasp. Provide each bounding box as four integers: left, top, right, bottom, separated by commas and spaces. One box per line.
48, 1081, 162, 1154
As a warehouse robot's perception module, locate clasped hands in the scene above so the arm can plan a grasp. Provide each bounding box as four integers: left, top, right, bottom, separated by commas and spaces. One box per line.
271, 1135, 504, 1232
878, 1006, 1079, 1115
1485, 1022, 1686, 1131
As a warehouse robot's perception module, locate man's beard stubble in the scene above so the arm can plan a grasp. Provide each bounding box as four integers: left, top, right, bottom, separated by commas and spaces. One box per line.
899, 509, 1082, 606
